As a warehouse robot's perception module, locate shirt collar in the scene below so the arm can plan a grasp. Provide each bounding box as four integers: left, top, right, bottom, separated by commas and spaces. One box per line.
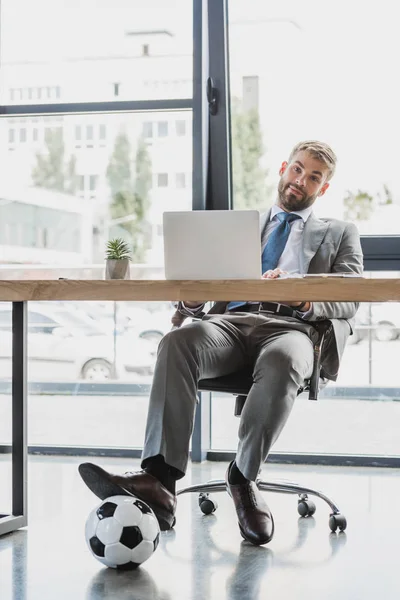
270, 204, 313, 224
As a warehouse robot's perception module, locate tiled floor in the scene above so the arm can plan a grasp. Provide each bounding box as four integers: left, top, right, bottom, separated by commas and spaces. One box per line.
1, 456, 400, 600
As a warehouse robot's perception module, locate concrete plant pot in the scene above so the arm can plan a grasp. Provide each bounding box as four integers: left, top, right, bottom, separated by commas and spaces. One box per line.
105, 259, 131, 280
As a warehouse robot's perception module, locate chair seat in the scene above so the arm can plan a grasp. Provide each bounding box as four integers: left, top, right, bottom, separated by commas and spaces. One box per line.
198, 367, 254, 396
198, 367, 310, 397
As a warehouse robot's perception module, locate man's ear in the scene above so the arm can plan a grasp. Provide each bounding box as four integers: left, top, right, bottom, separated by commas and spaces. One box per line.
318, 182, 330, 197
279, 161, 288, 176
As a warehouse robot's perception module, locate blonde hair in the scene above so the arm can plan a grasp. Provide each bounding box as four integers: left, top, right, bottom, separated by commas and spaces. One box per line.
288, 140, 337, 181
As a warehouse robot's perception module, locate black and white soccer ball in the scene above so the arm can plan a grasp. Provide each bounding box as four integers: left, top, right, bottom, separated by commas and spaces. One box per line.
85, 495, 160, 570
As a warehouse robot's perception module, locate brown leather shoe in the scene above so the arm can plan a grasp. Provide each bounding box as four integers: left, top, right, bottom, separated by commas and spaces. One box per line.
78, 463, 177, 531
225, 462, 274, 545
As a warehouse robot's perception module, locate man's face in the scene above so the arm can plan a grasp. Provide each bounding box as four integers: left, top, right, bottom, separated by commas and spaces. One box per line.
277, 150, 331, 211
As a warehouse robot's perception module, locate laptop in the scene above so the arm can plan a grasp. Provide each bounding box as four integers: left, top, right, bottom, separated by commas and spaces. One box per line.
163, 210, 261, 280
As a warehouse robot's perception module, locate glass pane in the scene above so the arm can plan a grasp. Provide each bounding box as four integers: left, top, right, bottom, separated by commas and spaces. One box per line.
0, 300, 173, 449
0, 0, 192, 103
211, 273, 400, 457
228, 0, 400, 235
0, 110, 192, 275
23, 300, 174, 448
0, 106, 191, 448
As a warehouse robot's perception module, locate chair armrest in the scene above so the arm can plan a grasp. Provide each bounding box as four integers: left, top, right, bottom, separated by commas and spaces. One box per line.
308, 320, 332, 401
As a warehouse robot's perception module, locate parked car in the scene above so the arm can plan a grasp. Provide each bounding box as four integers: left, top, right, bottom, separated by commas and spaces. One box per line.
69, 301, 174, 351
349, 303, 400, 344
0, 302, 156, 381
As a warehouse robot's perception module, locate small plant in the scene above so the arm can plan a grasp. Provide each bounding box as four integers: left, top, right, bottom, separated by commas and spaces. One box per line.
106, 238, 132, 261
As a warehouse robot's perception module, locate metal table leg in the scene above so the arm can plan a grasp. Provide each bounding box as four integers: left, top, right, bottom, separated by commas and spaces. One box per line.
0, 301, 27, 535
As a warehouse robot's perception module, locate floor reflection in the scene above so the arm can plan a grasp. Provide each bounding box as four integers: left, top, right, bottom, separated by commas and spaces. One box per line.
86, 567, 171, 600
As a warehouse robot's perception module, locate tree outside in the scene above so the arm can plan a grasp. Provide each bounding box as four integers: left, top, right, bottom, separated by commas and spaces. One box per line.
343, 184, 394, 223
231, 98, 273, 211
106, 130, 152, 263
31, 127, 78, 194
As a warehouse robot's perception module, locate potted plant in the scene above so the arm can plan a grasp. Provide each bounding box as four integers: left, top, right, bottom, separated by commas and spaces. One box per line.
105, 238, 132, 280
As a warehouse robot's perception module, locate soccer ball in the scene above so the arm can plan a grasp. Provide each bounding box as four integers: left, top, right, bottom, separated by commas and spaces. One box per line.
85, 495, 160, 570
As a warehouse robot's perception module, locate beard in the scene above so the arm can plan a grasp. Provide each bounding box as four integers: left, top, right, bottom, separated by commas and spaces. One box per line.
277, 180, 317, 211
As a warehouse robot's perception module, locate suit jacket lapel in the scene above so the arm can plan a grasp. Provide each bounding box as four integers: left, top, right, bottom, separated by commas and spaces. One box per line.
260, 209, 271, 239
301, 212, 329, 273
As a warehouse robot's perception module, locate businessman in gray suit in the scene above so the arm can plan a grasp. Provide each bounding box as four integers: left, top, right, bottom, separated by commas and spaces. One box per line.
79, 140, 363, 546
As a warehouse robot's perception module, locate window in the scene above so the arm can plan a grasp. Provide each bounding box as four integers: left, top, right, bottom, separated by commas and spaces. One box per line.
176, 173, 186, 189
0, 0, 193, 104
75, 125, 82, 141
143, 122, 153, 138
157, 173, 169, 187
228, 0, 400, 233
99, 124, 106, 140
89, 175, 98, 192
8, 128, 14, 143
176, 120, 186, 136
19, 128, 27, 142
86, 125, 93, 141
157, 121, 168, 137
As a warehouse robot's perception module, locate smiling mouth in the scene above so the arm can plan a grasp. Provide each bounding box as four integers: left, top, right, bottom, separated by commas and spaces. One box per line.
288, 185, 303, 197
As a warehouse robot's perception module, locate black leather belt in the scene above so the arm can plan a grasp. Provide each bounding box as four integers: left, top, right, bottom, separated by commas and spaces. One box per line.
228, 302, 299, 319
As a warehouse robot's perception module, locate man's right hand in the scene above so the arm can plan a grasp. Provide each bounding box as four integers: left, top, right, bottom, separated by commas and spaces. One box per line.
183, 301, 203, 308
262, 268, 288, 279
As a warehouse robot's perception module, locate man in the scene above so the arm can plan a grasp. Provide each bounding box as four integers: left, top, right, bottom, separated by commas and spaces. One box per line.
79, 140, 363, 546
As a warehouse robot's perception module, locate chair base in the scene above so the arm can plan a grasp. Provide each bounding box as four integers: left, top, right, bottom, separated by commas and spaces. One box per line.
177, 478, 347, 532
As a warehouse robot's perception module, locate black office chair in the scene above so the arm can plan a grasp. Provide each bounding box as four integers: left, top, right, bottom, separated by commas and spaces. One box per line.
177, 320, 347, 533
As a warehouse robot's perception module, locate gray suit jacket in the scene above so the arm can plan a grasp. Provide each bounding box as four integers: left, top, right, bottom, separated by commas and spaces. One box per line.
173, 210, 364, 381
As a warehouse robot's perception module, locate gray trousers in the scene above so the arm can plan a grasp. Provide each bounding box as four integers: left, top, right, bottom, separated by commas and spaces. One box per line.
141, 312, 318, 481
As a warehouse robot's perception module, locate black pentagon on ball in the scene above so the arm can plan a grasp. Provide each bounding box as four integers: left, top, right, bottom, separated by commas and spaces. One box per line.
89, 536, 105, 557
120, 526, 143, 549
133, 499, 152, 514
96, 502, 117, 520
116, 561, 140, 571
153, 532, 160, 551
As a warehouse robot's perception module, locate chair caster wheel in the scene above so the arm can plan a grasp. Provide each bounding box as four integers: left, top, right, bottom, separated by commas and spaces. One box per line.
329, 514, 347, 532
297, 499, 316, 517
198, 493, 218, 515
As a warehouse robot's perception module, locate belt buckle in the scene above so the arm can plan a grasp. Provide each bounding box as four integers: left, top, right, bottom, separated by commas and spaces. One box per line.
259, 302, 280, 314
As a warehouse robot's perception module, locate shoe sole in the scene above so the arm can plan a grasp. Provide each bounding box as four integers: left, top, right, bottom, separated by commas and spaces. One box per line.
78, 463, 175, 531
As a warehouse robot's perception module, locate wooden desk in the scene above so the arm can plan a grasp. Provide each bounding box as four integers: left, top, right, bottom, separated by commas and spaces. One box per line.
0, 277, 400, 302
2, 277, 399, 536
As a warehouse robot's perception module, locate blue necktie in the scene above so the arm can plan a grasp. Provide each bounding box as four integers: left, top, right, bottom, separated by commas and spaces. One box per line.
227, 212, 302, 311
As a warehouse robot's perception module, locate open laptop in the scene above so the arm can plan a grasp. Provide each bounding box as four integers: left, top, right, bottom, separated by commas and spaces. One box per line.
163, 210, 261, 280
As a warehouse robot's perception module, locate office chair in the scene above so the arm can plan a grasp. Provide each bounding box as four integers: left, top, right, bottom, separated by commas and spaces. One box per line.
177, 319, 347, 533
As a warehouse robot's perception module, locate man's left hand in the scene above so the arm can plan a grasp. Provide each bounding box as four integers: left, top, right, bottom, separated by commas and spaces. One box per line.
262, 269, 310, 311
288, 301, 311, 312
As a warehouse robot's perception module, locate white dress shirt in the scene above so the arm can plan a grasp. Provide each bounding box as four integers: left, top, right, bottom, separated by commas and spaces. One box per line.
263, 204, 313, 274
